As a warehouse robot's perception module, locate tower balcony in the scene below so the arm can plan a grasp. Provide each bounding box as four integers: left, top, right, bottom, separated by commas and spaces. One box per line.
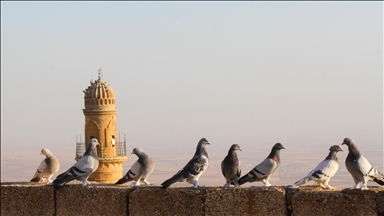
75, 140, 127, 160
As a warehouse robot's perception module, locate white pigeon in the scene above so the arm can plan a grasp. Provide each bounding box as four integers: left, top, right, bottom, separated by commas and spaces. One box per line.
342, 137, 384, 190
161, 138, 210, 189
289, 145, 343, 189
238, 143, 285, 187
30, 148, 60, 183
52, 138, 100, 190
221, 144, 242, 188
115, 148, 154, 187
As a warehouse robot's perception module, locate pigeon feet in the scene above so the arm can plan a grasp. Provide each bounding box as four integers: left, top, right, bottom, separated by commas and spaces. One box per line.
82, 180, 91, 186
40, 178, 48, 183
321, 184, 333, 189
222, 183, 230, 189
263, 182, 271, 187
131, 182, 140, 187
288, 185, 298, 189
353, 183, 361, 189
142, 180, 150, 185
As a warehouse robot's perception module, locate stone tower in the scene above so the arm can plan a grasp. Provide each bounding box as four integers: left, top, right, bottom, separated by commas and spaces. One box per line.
76, 70, 127, 183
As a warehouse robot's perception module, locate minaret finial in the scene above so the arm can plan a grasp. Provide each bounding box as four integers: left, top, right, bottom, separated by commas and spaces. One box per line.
98, 68, 101, 80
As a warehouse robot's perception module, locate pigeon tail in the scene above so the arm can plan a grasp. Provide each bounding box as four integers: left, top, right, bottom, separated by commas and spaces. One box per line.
372, 170, 384, 185
161, 171, 184, 189
52, 180, 67, 190
52, 173, 76, 190
52, 184, 63, 191
373, 177, 384, 185
115, 174, 132, 184
238, 174, 253, 185
293, 177, 307, 186
30, 176, 40, 182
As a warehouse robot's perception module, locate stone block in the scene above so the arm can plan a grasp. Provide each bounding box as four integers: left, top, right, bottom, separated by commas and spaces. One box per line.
128, 186, 205, 216
205, 186, 287, 216
291, 186, 381, 216
55, 182, 129, 216
376, 189, 384, 216
1, 182, 54, 216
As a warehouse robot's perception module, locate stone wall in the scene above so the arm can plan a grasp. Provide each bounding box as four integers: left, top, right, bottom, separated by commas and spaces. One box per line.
1, 182, 383, 216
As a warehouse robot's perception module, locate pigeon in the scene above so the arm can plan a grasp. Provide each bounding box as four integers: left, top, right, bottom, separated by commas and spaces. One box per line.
289, 145, 343, 189
238, 143, 285, 187
115, 148, 154, 186
52, 138, 100, 190
30, 148, 60, 183
342, 137, 384, 190
161, 138, 210, 189
221, 144, 242, 188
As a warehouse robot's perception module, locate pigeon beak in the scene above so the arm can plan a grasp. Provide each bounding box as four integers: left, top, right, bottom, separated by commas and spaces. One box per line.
40, 152, 44, 155
239, 148, 242, 151
207, 142, 210, 145
281, 146, 285, 149
131, 151, 134, 154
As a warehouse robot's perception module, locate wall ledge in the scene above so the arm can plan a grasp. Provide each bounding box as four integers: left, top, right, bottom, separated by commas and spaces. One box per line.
1, 182, 383, 216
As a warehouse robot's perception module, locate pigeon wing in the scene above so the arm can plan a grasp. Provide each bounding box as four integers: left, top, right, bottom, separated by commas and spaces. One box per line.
184, 155, 208, 176
315, 159, 339, 178
128, 161, 144, 180
31, 159, 47, 181
238, 158, 277, 185
254, 158, 278, 178
357, 156, 374, 175
302, 159, 339, 182
161, 155, 208, 188
115, 160, 142, 184
221, 156, 241, 180
38, 159, 48, 173
237, 161, 242, 177
141, 158, 154, 180
221, 160, 226, 177
53, 155, 94, 184
72, 155, 96, 178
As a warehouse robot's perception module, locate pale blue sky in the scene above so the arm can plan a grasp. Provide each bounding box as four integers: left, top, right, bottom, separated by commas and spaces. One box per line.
1, 2, 383, 161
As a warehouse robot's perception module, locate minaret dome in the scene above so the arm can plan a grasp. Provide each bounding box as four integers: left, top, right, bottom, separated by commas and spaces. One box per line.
83, 74, 116, 111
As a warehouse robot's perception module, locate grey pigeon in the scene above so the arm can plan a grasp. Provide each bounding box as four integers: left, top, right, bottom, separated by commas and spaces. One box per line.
342, 137, 384, 190
238, 143, 285, 187
289, 145, 343, 189
52, 138, 100, 190
115, 148, 154, 186
221, 144, 242, 188
30, 148, 60, 183
161, 138, 210, 189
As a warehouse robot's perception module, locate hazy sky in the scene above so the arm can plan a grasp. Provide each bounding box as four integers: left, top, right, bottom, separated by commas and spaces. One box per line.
1, 2, 383, 162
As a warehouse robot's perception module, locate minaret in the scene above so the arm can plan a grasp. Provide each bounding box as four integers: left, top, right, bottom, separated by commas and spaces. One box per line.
76, 69, 127, 183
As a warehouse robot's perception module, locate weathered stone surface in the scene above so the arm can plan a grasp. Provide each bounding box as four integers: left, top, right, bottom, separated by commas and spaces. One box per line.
291, 186, 382, 216
286, 185, 332, 213
1, 182, 54, 216
56, 182, 130, 216
1, 182, 382, 216
129, 186, 205, 216
205, 186, 287, 216
376, 189, 384, 216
